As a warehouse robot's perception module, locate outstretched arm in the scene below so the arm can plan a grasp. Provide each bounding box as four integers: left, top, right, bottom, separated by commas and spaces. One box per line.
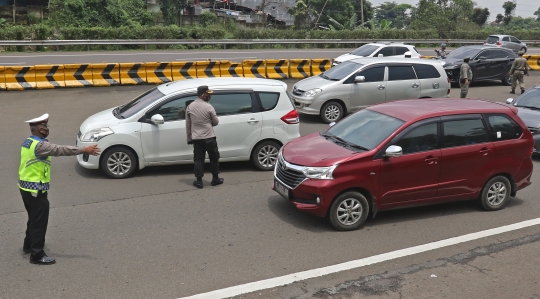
36, 141, 100, 157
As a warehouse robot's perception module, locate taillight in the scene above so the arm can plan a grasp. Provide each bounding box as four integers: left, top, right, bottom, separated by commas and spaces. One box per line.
483, 41, 486, 44
447, 77, 451, 94
281, 109, 299, 124
496, 41, 502, 46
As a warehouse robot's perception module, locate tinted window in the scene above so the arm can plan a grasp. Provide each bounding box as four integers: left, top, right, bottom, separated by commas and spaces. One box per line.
514, 88, 540, 108
487, 36, 499, 44
477, 50, 493, 59
257, 92, 279, 111
502, 36, 510, 42
118, 88, 165, 119
376, 47, 394, 57
395, 47, 409, 55
443, 119, 488, 148
325, 109, 404, 150
351, 45, 380, 56
492, 50, 508, 59
155, 95, 198, 121
447, 47, 481, 59
394, 123, 438, 154
210, 93, 253, 116
510, 37, 519, 43
486, 115, 522, 140
323, 61, 363, 80
357, 66, 385, 82
413, 64, 441, 79
388, 65, 417, 81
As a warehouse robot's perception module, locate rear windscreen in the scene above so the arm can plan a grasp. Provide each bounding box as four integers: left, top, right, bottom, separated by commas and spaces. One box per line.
486, 36, 499, 44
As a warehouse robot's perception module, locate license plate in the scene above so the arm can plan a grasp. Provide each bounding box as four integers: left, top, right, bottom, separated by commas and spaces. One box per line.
274, 179, 289, 200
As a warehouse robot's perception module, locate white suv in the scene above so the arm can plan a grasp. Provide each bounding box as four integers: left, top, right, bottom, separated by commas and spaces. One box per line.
76, 78, 301, 178
334, 42, 420, 65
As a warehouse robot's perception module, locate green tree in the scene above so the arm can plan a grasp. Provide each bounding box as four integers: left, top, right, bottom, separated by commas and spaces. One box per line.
310, 0, 373, 28
533, 7, 540, 21
289, 0, 313, 29
495, 13, 504, 24
375, 2, 412, 29
502, 1, 516, 25
160, 0, 189, 25
409, 0, 475, 35
471, 7, 490, 26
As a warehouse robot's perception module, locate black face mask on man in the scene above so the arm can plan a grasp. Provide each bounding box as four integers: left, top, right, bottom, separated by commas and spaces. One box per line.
39, 125, 49, 138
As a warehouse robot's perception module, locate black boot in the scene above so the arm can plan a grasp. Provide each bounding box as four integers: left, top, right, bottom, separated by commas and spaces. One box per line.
211, 175, 224, 186
510, 89, 515, 94
193, 177, 203, 189
521, 88, 525, 94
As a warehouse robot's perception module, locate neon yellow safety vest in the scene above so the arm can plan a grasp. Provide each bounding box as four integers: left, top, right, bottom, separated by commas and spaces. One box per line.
18, 136, 51, 193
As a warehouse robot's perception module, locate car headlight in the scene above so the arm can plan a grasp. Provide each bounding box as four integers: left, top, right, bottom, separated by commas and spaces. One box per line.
302, 165, 337, 180
81, 127, 114, 142
303, 88, 323, 97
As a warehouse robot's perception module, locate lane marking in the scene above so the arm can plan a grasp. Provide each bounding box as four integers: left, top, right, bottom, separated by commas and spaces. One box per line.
0, 62, 26, 65
179, 217, 540, 299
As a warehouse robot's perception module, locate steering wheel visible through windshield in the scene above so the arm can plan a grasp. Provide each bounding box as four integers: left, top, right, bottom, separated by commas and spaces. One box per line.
321, 61, 363, 81
323, 109, 405, 151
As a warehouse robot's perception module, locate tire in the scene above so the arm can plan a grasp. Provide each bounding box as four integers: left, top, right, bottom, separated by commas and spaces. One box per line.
251, 140, 281, 171
328, 191, 369, 231
479, 176, 511, 211
320, 101, 344, 124
502, 67, 512, 86
100, 146, 138, 179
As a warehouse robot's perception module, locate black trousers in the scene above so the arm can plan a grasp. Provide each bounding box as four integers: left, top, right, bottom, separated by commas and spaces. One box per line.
20, 189, 49, 259
192, 137, 220, 179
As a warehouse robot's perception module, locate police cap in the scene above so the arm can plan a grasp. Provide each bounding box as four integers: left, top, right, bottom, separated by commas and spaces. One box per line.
25, 113, 49, 126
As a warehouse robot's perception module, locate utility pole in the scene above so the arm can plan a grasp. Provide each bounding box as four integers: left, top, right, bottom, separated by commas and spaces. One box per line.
314, 0, 329, 29
360, 0, 364, 24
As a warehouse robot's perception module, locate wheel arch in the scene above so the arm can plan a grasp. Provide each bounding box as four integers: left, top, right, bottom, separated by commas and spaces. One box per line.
484, 172, 517, 197
99, 144, 141, 171
325, 187, 377, 219
249, 138, 284, 160
323, 99, 348, 115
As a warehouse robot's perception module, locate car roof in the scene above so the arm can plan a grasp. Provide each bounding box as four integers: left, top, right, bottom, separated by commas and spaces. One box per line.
489, 34, 512, 37
157, 78, 287, 95
348, 57, 440, 65
369, 42, 409, 46
460, 45, 508, 50
368, 98, 512, 122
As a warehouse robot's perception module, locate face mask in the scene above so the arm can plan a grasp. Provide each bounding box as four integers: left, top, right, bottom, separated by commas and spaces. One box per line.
40, 127, 49, 138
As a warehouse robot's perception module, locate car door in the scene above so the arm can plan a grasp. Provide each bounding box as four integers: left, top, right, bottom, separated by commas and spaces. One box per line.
139, 94, 198, 163
473, 50, 493, 79
509, 36, 521, 52
385, 64, 421, 101
412, 63, 445, 98
373, 46, 394, 57
438, 115, 494, 197
209, 92, 262, 159
394, 46, 410, 57
379, 120, 441, 206
490, 49, 509, 77
350, 64, 386, 109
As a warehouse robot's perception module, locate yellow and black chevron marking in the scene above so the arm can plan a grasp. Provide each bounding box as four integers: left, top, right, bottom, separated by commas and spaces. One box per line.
289, 59, 311, 79
146, 62, 173, 84
35, 65, 65, 89
172, 61, 197, 81
266, 59, 289, 79
311, 59, 332, 76
196, 61, 221, 78
64, 64, 93, 87
0, 66, 6, 91
92, 63, 120, 86
219, 60, 243, 77
120, 63, 146, 85
243, 60, 266, 78
5, 66, 36, 90
524, 54, 540, 71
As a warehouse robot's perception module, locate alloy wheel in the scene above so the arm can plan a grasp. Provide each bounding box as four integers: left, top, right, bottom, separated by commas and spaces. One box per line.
107, 152, 132, 176
258, 145, 279, 168
336, 198, 363, 226
487, 182, 507, 206
325, 105, 341, 122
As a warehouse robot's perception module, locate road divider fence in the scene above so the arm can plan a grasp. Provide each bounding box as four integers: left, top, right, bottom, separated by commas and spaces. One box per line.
35, 65, 65, 89
64, 64, 92, 87
243, 60, 266, 78
119, 63, 146, 85
5, 66, 36, 90
266, 59, 289, 79
311, 59, 332, 76
219, 60, 243, 77
172, 61, 196, 81
92, 63, 120, 87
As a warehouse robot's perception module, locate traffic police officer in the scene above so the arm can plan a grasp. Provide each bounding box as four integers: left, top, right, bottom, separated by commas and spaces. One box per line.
19, 114, 100, 265
510, 50, 530, 94
434, 43, 448, 58
459, 56, 473, 98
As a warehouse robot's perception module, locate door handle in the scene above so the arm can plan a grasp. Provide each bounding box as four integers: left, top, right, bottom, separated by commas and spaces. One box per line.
378, 85, 385, 90
479, 147, 492, 156
411, 83, 419, 88
424, 155, 438, 164
247, 118, 259, 124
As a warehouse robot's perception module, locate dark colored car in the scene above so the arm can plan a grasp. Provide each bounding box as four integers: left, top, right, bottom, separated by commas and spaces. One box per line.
507, 84, 540, 154
438, 45, 517, 85
273, 99, 533, 231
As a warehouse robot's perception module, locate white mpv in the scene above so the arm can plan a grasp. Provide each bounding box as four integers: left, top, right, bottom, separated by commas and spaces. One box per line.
76, 78, 301, 178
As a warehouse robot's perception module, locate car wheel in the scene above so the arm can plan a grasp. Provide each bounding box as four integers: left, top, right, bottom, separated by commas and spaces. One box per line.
100, 146, 138, 179
502, 68, 512, 86
328, 192, 369, 231
320, 101, 344, 124
479, 176, 511, 211
251, 140, 281, 171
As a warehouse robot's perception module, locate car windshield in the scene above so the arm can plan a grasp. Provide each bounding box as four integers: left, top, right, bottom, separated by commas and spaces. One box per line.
351, 45, 379, 57
446, 47, 481, 59
323, 109, 405, 150
321, 61, 363, 81
486, 36, 499, 44
116, 87, 165, 119
514, 88, 540, 109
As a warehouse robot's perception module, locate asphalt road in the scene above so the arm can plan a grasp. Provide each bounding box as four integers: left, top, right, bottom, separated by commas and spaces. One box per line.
0, 75, 540, 298
1, 48, 539, 66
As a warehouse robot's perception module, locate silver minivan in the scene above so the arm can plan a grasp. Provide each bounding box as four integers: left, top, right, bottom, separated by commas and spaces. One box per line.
291, 57, 450, 123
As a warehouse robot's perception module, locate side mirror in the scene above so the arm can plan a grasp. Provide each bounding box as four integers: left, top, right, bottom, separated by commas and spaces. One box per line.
478, 56, 487, 61
329, 122, 336, 128
404, 51, 412, 58
354, 76, 366, 83
385, 145, 403, 158
378, 54, 384, 57
150, 114, 165, 125
506, 98, 514, 104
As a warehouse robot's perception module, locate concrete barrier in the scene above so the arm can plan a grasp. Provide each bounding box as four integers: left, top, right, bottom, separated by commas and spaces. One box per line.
146, 62, 173, 84
266, 59, 289, 79
196, 61, 221, 78
91, 63, 120, 87
172, 61, 197, 81
219, 60, 243, 77
119, 63, 147, 85
5, 66, 36, 90
0, 66, 6, 91
524, 54, 540, 71
64, 64, 93, 87
289, 59, 311, 79
311, 59, 332, 76
243, 60, 266, 78
35, 65, 65, 89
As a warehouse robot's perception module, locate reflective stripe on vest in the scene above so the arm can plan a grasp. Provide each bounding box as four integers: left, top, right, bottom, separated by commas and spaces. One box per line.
18, 136, 51, 192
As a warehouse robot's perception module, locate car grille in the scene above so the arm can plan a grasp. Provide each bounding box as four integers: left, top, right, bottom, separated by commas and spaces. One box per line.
292, 87, 305, 96
275, 158, 306, 189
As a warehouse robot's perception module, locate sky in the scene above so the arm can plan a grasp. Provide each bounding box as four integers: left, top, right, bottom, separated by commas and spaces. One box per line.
368, 0, 539, 20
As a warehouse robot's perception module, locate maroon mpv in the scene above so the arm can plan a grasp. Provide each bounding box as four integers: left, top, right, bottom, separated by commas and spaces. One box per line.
273, 99, 533, 231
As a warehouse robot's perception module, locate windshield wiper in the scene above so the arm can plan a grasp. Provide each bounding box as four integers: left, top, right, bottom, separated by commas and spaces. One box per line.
517, 105, 540, 110
321, 74, 330, 80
